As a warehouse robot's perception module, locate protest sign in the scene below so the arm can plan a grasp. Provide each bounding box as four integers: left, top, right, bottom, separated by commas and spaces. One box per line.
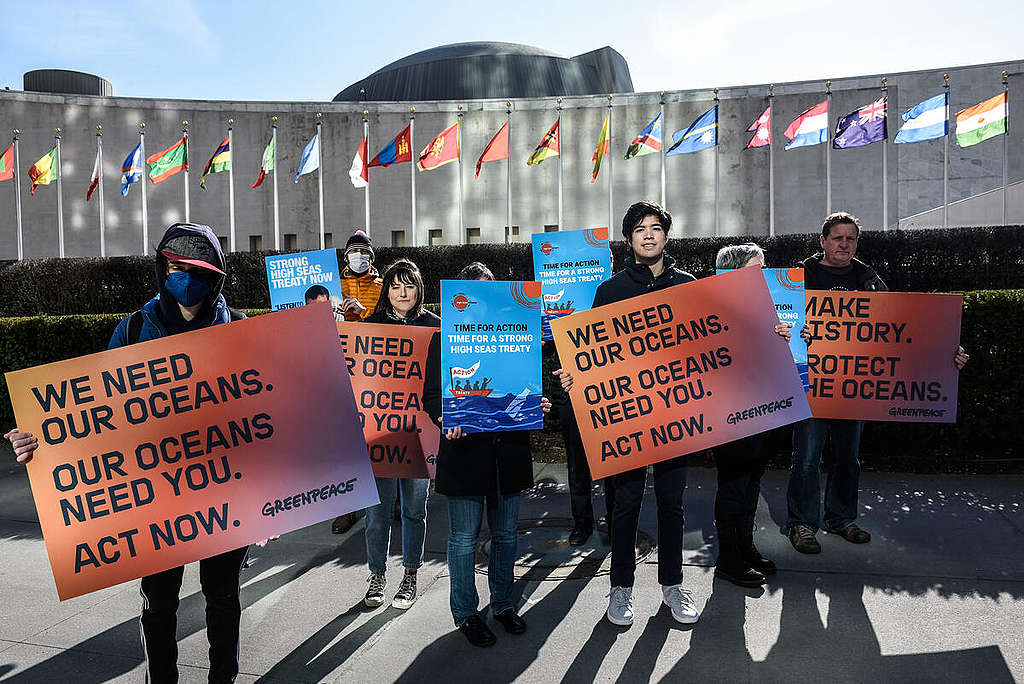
805, 290, 963, 422
5, 303, 377, 600
265, 248, 343, 314
440, 280, 543, 434
337, 321, 436, 478
718, 268, 808, 391
551, 268, 811, 479
416, 412, 440, 480
532, 228, 612, 341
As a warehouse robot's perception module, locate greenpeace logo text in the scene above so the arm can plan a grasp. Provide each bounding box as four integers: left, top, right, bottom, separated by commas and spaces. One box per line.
261, 478, 358, 517
887, 407, 946, 418
726, 396, 795, 425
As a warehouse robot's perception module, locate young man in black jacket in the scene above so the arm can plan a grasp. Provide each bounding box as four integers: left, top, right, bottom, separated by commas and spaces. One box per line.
556, 201, 701, 627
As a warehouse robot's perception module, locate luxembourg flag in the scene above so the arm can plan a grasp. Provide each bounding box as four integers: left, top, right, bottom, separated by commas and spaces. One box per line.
894, 93, 948, 144
784, 100, 829, 150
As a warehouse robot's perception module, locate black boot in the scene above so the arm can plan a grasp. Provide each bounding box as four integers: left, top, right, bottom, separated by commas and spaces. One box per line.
714, 517, 765, 588
740, 515, 777, 576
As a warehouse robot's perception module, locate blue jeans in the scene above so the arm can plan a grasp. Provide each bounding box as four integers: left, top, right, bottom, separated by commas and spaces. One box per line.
365, 477, 429, 574
446, 492, 520, 626
787, 418, 865, 533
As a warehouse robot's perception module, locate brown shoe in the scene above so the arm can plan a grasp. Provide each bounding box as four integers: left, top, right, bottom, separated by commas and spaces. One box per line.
788, 525, 821, 554
833, 523, 871, 544
331, 513, 356, 534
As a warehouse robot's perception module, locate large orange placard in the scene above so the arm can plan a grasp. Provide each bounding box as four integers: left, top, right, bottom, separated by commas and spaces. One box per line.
551, 267, 812, 479
337, 322, 437, 478
805, 290, 963, 422
4, 303, 377, 600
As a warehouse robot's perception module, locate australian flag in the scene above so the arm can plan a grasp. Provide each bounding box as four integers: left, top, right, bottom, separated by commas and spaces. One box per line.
833, 97, 887, 149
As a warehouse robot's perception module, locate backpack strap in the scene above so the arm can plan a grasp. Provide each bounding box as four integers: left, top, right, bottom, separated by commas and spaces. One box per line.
126, 310, 144, 345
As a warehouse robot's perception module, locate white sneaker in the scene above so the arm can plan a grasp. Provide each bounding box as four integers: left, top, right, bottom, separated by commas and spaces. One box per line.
606, 586, 634, 626
662, 584, 700, 624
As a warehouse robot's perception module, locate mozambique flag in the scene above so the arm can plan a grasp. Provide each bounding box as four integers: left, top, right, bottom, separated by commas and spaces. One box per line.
527, 119, 559, 166
591, 114, 610, 182
417, 121, 460, 171
147, 137, 188, 184
0, 144, 14, 182
28, 147, 58, 195
200, 137, 231, 189
251, 136, 274, 189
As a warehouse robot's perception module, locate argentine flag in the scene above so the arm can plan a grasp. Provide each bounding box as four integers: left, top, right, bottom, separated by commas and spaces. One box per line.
294, 132, 321, 182
894, 93, 948, 144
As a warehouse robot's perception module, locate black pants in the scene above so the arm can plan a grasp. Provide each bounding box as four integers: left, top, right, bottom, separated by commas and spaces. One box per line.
140, 546, 249, 684
559, 403, 594, 527
609, 456, 687, 588
714, 432, 772, 526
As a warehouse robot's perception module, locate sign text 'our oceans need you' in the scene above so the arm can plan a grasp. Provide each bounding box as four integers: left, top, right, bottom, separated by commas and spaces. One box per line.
551, 267, 812, 479
4, 303, 377, 600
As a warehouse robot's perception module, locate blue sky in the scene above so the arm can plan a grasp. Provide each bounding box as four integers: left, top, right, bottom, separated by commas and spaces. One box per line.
2, 0, 1021, 101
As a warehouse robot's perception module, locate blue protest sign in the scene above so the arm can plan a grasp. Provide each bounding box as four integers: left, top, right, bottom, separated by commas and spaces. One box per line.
440, 280, 543, 434
265, 248, 343, 313
532, 228, 612, 341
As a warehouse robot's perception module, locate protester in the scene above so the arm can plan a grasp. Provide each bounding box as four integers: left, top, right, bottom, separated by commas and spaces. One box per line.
787, 212, 970, 554
6, 222, 251, 684
360, 259, 439, 610
425, 261, 551, 647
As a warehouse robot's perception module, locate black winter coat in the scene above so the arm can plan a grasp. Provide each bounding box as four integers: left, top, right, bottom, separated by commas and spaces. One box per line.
592, 252, 696, 307
799, 253, 888, 292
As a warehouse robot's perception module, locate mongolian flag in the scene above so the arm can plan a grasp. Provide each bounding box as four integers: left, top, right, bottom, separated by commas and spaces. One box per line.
417, 121, 459, 171
475, 120, 509, 178
0, 144, 14, 182
369, 125, 412, 167
28, 147, 57, 195
147, 137, 188, 184
624, 113, 662, 159
527, 119, 559, 166
251, 136, 274, 188
200, 137, 231, 189
591, 114, 610, 182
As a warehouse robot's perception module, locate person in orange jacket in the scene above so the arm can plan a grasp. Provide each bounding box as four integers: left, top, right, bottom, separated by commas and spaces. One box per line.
337, 230, 383, 322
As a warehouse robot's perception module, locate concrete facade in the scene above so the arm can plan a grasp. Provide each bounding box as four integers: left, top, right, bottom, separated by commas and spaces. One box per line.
1, 58, 1021, 259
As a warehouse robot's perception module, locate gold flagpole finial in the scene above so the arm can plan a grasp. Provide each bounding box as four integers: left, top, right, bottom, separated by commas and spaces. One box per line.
769, 84, 775, 95
316, 112, 322, 120
139, 122, 146, 130
96, 124, 102, 132
409, 106, 415, 114
271, 115, 278, 123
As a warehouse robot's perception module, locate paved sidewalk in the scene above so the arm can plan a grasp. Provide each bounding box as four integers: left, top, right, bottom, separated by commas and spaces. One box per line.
1, 454, 1022, 683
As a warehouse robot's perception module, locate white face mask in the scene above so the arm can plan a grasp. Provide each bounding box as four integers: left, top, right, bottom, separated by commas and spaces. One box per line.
347, 252, 371, 273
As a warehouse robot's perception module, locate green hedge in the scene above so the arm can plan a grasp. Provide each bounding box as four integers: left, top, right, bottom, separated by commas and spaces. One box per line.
2, 293, 1021, 471
2, 225, 1022, 315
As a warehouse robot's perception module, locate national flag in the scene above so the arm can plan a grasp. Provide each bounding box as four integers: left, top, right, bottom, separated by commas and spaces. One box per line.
350, 131, 368, 188
745, 106, 772, 149
294, 133, 320, 182
784, 101, 829, 150
527, 119, 560, 166
28, 147, 57, 195
833, 97, 887, 149
0, 144, 13, 182
250, 136, 274, 188
624, 113, 663, 159
121, 143, 143, 196
147, 137, 187, 184
894, 93, 948, 144
666, 106, 718, 156
369, 125, 412, 167
591, 114, 610, 182
199, 137, 231, 189
475, 120, 509, 178
417, 121, 460, 171
956, 92, 1007, 147
86, 147, 101, 201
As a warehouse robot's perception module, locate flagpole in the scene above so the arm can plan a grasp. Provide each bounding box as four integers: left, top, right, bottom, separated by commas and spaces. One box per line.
227, 119, 236, 252
713, 89, 720, 237
881, 77, 888, 231
506, 101, 512, 240
943, 74, 950, 229
410, 107, 417, 246
182, 121, 190, 223
768, 85, 776, 237
825, 80, 832, 216
139, 123, 149, 255
607, 95, 614, 233
272, 116, 280, 250
96, 125, 106, 257
363, 111, 371, 237
55, 128, 64, 258
12, 130, 23, 260
1002, 70, 1009, 225
457, 105, 465, 244
316, 112, 325, 249
557, 98, 563, 230
659, 92, 666, 209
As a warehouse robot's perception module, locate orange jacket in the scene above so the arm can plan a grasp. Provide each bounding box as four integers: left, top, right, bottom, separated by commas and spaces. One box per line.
339, 267, 383, 321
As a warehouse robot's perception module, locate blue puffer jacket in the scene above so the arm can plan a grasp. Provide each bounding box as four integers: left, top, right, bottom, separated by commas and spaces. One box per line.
108, 293, 232, 349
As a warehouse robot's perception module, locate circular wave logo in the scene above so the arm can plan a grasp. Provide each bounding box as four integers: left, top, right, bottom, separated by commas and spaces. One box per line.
452, 293, 471, 311
540, 242, 555, 254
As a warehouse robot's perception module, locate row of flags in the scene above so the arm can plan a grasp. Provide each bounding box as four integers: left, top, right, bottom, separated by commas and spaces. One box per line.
0, 90, 1008, 200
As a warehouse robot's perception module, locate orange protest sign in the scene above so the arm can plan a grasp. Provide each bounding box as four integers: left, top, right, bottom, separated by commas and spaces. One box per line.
805, 290, 963, 422
337, 322, 437, 478
551, 267, 811, 480
4, 304, 377, 600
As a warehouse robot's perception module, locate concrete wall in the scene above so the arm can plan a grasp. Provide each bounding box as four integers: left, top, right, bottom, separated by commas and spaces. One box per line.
1, 58, 1021, 259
